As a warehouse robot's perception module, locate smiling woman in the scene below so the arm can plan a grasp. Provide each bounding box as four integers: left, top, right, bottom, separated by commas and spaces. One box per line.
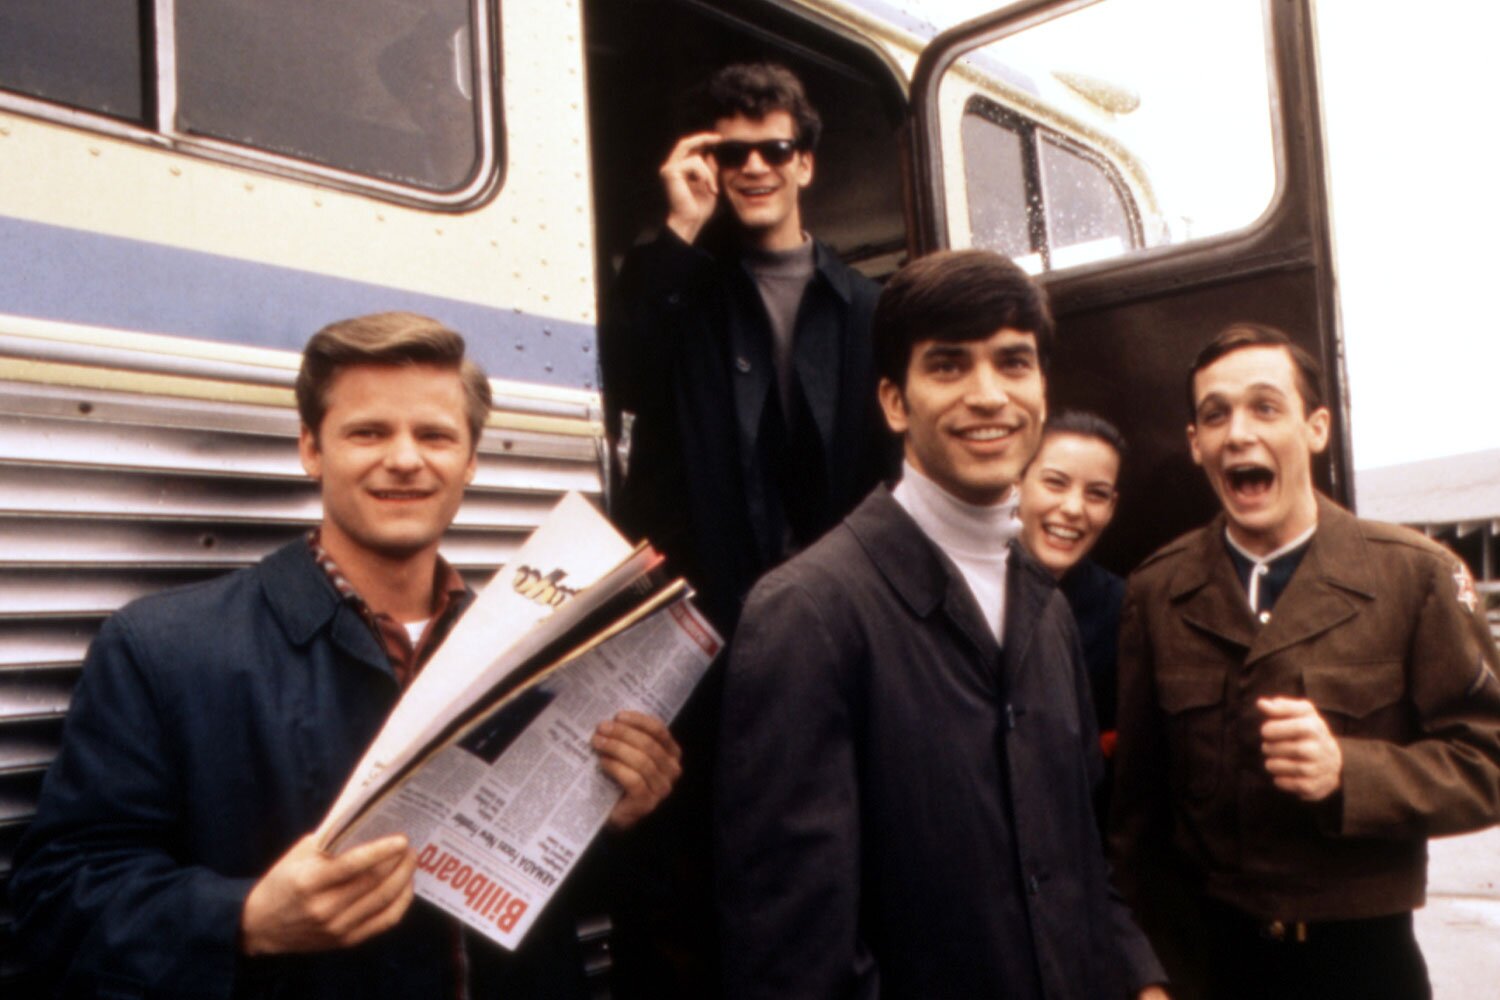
1018, 410, 1127, 790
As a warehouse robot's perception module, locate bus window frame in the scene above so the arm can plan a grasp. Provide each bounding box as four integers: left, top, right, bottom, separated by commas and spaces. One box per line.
960, 93, 1144, 271
0, 0, 504, 211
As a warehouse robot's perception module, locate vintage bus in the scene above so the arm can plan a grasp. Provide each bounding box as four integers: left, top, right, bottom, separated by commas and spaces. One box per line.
0, 0, 1342, 989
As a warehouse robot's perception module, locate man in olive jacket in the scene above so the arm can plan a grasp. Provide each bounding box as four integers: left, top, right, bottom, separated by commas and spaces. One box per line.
717, 252, 1165, 1000
1109, 323, 1500, 999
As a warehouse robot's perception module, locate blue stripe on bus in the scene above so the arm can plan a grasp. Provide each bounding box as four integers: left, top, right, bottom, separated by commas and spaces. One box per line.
0, 215, 598, 388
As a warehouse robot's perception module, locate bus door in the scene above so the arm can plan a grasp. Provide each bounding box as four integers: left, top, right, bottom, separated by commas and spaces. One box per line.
905, 0, 1343, 571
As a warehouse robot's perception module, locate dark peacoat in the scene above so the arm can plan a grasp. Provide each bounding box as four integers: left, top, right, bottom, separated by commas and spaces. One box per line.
600, 228, 891, 635
716, 487, 1162, 1000
9, 541, 586, 1000
1109, 495, 1500, 932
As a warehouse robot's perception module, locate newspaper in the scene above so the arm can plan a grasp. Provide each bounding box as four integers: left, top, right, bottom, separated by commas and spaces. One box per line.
333, 593, 720, 949
314, 491, 722, 949
316, 492, 658, 846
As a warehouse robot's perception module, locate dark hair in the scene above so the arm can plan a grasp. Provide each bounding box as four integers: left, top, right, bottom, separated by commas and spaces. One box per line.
692, 63, 822, 151
873, 249, 1054, 387
1186, 322, 1325, 421
297, 311, 492, 444
1042, 410, 1127, 461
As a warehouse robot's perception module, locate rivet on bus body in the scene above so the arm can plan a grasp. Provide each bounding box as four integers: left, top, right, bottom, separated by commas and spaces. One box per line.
170, 167, 182, 177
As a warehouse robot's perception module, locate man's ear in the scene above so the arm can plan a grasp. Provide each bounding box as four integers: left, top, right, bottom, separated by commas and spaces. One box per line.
298, 425, 322, 480
1305, 406, 1332, 454
796, 150, 814, 189
1187, 423, 1203, 467
878, 377, 908, 435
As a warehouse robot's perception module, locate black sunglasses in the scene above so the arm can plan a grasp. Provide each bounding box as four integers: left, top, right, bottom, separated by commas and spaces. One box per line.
710, 138, 800, 169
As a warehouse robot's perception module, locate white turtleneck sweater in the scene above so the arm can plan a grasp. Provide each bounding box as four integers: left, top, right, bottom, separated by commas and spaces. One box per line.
891, 461, 1021, 642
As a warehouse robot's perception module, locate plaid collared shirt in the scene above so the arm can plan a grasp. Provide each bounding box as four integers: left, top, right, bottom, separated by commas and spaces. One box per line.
308, 531, 469, 689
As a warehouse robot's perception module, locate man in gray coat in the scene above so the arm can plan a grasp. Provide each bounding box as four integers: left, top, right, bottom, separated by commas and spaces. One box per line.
715, 251, 1165, 999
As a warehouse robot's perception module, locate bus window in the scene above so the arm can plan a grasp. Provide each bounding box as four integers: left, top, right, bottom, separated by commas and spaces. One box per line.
0, 0, 144, 121
959, 96, 1138, 272
1038, 132, 1136, 269
0, 0, 496, 200
175, 0, 482, 192
959, 106, 1033, 263
944, 0, 1275, 272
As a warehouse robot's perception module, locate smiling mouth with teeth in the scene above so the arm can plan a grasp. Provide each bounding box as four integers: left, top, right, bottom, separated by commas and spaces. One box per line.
1043, 525, 1082, 541
1225, 465, 1274, 496
959, 427, 1012, 441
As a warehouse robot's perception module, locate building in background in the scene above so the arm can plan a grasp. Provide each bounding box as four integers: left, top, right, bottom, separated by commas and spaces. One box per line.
1357, 447, 1500, 638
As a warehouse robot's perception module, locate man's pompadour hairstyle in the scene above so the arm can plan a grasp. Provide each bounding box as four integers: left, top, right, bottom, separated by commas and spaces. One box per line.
873, 249, 1054, 387
694, 62, 822, 151
296, 311, 492, 444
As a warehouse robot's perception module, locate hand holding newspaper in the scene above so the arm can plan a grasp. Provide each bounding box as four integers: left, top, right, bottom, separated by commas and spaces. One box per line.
316, 493, 720, 949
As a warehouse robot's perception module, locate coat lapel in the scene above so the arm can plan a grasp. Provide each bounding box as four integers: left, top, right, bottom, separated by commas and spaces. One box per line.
999, 544, 1054, 686
847, 488, 1001, 669
724, 265, 778, 562
792, 245, 850, 459
260, 541, 394, 678
727, 270, 774, 476
1246, 496, 1375, 666
1169, 515, 1256, 651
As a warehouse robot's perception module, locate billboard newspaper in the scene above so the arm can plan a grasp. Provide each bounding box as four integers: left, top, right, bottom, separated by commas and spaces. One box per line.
316, 492, 721, 949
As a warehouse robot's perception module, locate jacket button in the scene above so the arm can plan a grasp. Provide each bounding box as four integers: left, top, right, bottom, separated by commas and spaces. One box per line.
735, 357, 752, 374
1026, 874, 1040, 896
666, 292, 681, 306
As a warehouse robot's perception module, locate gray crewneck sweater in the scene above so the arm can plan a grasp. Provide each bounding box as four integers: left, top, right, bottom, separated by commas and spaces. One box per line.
744, 237, 816, 416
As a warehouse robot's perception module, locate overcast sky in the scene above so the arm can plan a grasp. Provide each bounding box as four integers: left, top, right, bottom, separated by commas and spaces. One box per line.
903, 0, 1500, 471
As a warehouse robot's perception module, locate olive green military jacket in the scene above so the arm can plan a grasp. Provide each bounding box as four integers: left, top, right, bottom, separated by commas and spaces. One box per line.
1109, 495, 1500, 924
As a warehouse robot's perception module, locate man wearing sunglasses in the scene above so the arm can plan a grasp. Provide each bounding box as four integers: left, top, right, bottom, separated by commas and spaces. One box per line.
599, 63, 892, 997
603, 61, 890, 637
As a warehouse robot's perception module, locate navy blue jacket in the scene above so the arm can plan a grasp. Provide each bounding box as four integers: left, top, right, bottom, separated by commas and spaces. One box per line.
10, 541, 584, 999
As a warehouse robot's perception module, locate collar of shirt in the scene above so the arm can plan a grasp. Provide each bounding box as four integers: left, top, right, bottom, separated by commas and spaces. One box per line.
892, 461, 1020, 641
1223, 522, 1317, 619
307, 530, 469, 688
